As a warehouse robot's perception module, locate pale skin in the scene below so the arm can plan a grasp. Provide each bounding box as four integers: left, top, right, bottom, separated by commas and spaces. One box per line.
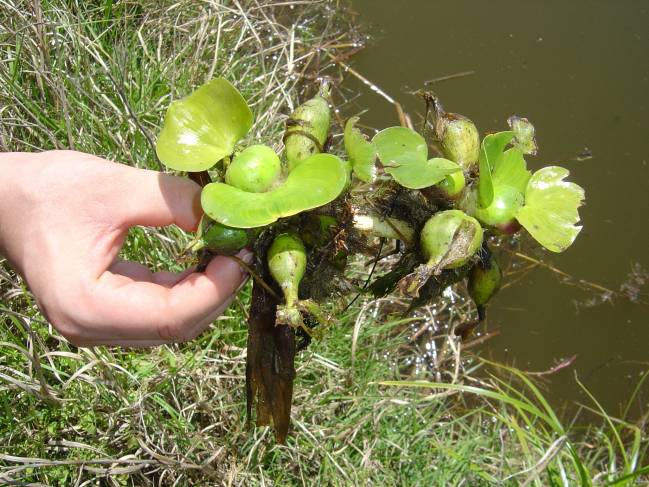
0, 150, 252, 347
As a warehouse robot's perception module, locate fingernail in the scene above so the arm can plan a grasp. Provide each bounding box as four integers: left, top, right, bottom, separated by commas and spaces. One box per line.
237, 249, 254, 266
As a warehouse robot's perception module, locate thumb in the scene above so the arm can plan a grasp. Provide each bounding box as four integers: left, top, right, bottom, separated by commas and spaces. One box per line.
112, 165, 203, 231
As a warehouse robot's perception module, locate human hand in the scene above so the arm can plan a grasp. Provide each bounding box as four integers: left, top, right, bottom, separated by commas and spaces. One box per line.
0, 150, 251, 347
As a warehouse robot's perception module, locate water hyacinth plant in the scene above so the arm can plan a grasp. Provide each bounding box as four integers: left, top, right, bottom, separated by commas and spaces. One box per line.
156, 77, 585, 442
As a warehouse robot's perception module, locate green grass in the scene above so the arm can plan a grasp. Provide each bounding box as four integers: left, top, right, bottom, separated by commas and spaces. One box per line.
0, 0, 648, 485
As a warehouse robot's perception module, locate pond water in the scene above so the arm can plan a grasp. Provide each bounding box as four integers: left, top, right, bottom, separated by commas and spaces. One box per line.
347, 0, 649, 416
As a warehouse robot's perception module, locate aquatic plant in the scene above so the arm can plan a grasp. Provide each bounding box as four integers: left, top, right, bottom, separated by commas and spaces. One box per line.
156, 78, 585, 442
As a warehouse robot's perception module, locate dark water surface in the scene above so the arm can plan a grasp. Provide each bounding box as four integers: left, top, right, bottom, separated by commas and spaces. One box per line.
348, 0, 649, 415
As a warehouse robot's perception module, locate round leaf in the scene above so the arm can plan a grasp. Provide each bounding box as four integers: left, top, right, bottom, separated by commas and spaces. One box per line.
344, 116, 378, 183
156, 78, 253, 172
201, 153, 348, 228
387, 157, 461, 189
373, 126, 428, 167
516, 166, 585, 253
372, 126, 459, 188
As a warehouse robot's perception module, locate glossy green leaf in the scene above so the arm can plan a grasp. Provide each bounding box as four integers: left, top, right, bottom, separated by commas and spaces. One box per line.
492, 147, 531, 195
481, 131, 515, 171
373, 126, 460, 189
344, 116, 378, 183
387, 157, 461, 189
156, 78, 253, 172
201, 153, 348, 228
373, 126, 428, 167
516, 166, 585, 252
478, 157, 494, 208
478, 131, 514, 208
508, 116, 538, 155
478, 147, 529, 228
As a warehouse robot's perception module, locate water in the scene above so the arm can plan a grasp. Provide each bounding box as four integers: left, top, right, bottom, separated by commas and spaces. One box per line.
348, 0, 649, 415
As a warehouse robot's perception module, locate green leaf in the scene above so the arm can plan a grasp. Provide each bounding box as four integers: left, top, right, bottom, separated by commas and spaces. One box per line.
344, 116, 378, 183
477, 158, 494, 208
373, 126, 428, 167
508, 116, 538, 155
373, 126, 460, 189
492, 147, 531, 195
156, 78, 253, 172
478, 145, 529, 225
516, 166, 585, 252
480, 131, 514, 172
478, 131, 514, 208
387, 157, 461, 189
201, 153, 348, 228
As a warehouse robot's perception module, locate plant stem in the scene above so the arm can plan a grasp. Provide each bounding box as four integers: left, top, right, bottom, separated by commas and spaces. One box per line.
186, 170, 212, 272
188, 170, 211, 187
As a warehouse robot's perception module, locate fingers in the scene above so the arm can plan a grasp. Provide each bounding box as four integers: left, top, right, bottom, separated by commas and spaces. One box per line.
152, 267, 196, 288
75, 250, 252, 344
72, 338, 169, 348
158, 252, 251, 341
70, 292, 237, 348
112, 166, 203, 231
167, 283, 241, 342
109, 260, 196, 288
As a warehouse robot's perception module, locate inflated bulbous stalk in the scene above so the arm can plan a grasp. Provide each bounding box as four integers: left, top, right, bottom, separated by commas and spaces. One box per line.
468, 250, 502, 320
268, 233, 307, 327
437, 170, 466, 198
398, 210, 483, 297
434, 99, 480, 173
474, 185, 524, 234
457, 184, 478, 216
189, 215, 249, 255
420, 210, 483, 270
225, 144, 281, 193
284, 83, 331, 172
